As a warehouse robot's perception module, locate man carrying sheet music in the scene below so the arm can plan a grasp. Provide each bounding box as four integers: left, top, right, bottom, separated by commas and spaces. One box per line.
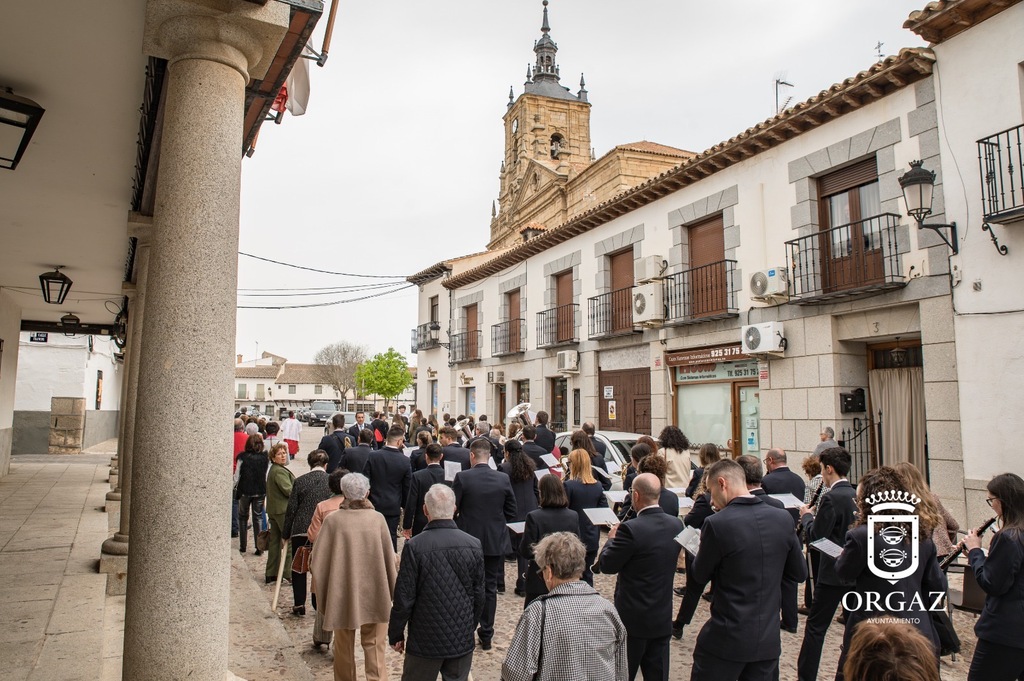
676, 459, 806, 681
795, 448, 857, 681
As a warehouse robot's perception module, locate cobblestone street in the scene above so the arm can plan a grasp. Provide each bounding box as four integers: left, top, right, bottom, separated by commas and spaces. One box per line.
232, 427, 977, 680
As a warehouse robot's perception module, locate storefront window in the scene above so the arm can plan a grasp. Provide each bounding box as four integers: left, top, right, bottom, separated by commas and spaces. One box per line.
677, 382, 731, 447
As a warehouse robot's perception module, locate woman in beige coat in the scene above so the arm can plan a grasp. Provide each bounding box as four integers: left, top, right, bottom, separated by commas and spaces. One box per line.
310, 473, 397, 681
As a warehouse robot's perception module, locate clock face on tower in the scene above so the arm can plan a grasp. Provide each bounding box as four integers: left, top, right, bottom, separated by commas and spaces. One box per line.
511, 118, 519, 133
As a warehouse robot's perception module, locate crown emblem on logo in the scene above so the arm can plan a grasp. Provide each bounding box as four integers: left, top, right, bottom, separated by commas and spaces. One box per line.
865, 490, 921, 508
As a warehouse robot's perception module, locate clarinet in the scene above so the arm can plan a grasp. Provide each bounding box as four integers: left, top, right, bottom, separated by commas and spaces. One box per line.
809, 482, 825, 509
939, 516, 998, 570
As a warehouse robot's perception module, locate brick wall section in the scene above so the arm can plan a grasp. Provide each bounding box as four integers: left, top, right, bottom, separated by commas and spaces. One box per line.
49, 397, 86, 454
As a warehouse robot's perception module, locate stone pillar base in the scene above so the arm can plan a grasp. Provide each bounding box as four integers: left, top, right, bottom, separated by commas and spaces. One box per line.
109, 473, 119, 489
104, 498, 120, 516
106, 489, 121, 502
100, 534, 129, 595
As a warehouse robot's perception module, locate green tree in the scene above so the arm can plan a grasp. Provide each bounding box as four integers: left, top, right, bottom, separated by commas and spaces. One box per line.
354, 347, 413, 414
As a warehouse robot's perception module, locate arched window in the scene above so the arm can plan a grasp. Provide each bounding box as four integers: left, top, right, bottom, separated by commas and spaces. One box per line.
550, 134, 564, 159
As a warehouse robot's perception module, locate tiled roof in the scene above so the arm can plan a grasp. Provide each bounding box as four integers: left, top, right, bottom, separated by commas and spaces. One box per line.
615, 140, 694, 157
442, 48, 935, 290
904, 0, 1020, 44
275, 363, 325, 385
235, 366, 281, 379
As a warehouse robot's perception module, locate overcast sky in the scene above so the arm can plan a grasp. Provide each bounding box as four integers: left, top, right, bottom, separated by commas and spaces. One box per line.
235, 0, 926, 365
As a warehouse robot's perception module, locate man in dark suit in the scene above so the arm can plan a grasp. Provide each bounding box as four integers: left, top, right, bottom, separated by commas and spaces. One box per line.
597, 473, 683, 681
340, 428, 374, 474
348, 411, 369, 442
453, 439, 517, 650
403, 443, 449, 538
676, 459, 807, 681
737, 455, 787, 511
363, 426, 412, 551
439, 427, 471, 470
520, 426, 550, 470
466, 422, 501, 466
762, 447, 805, 631
582, 421, 608, 459
796, 448, 857, 681
319, 413, 353, 473
534, 410, 556, 452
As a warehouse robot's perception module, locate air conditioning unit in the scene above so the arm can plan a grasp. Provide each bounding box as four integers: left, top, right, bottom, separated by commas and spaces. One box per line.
487, 371, 495, 384
741, 321, 786, 356
556, 350, 579, 373
634, 255, 667, 283
749, 266, 789, 301
632, 283, 665, 326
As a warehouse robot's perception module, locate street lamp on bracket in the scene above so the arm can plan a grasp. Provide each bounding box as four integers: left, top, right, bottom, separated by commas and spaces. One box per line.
898, 160, 959, 255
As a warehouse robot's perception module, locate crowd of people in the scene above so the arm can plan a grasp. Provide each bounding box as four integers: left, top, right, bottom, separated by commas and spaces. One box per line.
229, 410, 1024, 681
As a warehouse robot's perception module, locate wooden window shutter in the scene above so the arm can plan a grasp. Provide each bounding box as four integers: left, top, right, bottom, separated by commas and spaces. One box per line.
817, 156, 878, 197
688, 214, 725, 268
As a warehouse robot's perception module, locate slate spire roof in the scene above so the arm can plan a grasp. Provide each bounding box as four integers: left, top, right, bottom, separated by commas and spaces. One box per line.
520, 0, 584, 103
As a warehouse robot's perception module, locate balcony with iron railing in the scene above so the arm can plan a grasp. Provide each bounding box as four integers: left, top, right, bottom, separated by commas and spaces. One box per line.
664, 260, 739, 325
786, 213, 907, 304
411, 322, 440, 354
979, 124, 1024, 224
588, 288, 635, 339
449, 330, 482, 364
536, 304, 579, 348
491, 319, 526, 356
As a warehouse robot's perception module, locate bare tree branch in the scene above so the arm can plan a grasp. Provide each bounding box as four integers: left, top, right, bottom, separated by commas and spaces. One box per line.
313, 341, 369, 409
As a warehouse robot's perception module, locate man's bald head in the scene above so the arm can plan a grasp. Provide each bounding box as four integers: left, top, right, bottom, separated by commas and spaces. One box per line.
632, 473, 661, 510
234, 418, 244, 432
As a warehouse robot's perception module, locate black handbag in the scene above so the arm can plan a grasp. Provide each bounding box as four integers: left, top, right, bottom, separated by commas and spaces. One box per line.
931, 608, 961, 656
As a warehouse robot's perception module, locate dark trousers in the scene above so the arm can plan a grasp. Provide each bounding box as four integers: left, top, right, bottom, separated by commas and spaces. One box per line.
969, 639, 1024, 681
479, 555, 503, 643
291, 535, 310, 608
401, 651, 474, 681
237, 494, 265, 552
781, 577, 798, 630
803, 551, 819, 608
691, 647, 778, 681
383, 514, 400, 551
626, 634, 670, 681
796, 583, 845, 681
231, 495, 239, 535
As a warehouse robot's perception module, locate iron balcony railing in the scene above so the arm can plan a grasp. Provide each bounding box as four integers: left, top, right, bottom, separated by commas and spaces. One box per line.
491, 319, 526, 356
412, 322, 440, 353
979, 124, 1024, 222
449, 330, 482, 363
537, 304, 579, 348
588, 288, 634, 339
786, 213, 906, 304
664, 260, 739, 325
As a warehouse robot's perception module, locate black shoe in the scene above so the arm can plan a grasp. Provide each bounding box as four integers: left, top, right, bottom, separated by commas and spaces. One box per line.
782, 624, 798, 634
676, 567, 686, 574
671, 624, 684, 640
231, 532, 239, 538
254, 549, 263, 557
265, 576, 276, 584
292, 605, 306, 616
497, 586, 505, 594
701, 592, 713, 602
674, 586, 686, 597
798, 606, 811, 616
514, 588, 526, 597
239, 548, 246, 555
479, 638, 492, 651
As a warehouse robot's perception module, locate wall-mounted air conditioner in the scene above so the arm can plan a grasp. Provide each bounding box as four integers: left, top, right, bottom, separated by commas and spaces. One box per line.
749, 267, 789, 302
741, 321, 786, 356
634, 255, 667, 283
556, 350, 579, 373
486, 370, 505, 384
632, 283, 665, 326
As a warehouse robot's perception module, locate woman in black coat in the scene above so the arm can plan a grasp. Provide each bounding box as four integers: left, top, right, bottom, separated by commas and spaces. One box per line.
563, 448, 607, 586
963, 472, 1024, 681
235, 433, 269, 555
834, 466, 946, 681
283, 449, 332, 616
499, 440, 538, 596
519, 475, 581, 607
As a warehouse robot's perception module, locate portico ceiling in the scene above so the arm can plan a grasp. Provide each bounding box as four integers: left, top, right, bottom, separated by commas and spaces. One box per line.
0, 1, 148, 328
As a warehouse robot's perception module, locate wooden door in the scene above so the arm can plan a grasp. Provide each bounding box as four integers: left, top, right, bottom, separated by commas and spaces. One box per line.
819, 158, 884, 292
507, 289, 521, 353
688, 215, 726, 317
465, 304, 479, 359
609, 250, 634, 333
496, 384, 507, 427
598, 368, 651, 433
555, 271, 574, 343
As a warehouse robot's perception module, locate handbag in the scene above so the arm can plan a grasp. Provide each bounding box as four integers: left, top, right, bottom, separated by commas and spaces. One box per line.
256, 529, 271, 552
292, 542, 312, 574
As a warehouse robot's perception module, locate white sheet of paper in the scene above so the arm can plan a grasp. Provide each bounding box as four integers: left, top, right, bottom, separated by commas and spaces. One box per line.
667, 487, 687, 496
810, 537, 844, 559
606, 460, 622, 475
444, 461, 462, 482
487, 457, 498, 470
592, 465, 611, 480
769, 493, 805, 509
535, 469, 552, 481
675, 526, 701, 556
540, 453, 560, 467
583, 507, 621, 527
604, 490, 629, 505
678, 496, 695, 509
507, 522, 526, 534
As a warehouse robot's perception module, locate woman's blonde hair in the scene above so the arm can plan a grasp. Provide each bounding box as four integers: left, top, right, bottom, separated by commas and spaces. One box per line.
567, 449, 596, 485
892, 461, 944, 536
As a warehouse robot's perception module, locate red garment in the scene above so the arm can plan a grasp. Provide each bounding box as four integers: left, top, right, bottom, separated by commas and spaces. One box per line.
233, 431, 249, 472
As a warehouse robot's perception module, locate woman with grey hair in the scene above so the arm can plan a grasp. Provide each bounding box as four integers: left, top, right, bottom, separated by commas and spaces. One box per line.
503, 532, 627, 681
310, 472, 397, 681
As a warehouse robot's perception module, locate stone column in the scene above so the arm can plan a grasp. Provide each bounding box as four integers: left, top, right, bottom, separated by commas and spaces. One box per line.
106, 284, 136, 501
122, 5, 287, 680
100, 225, 150, 594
